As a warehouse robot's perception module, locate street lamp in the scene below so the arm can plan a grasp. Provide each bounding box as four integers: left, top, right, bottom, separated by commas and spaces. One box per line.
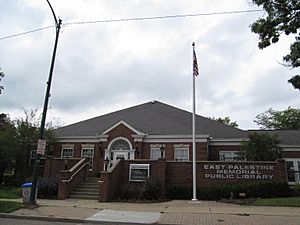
29, 0, 62, 205
160, 145, 165, 158
104, 157, 110, 171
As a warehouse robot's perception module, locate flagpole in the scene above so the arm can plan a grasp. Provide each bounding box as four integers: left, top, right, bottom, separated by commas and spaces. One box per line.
192, 42, 197, 201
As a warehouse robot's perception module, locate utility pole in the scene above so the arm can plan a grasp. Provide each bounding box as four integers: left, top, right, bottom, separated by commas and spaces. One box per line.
29, 0, 62, 205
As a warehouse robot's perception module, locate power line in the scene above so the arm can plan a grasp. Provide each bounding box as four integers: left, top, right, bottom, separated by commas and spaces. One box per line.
0, 9, 262, 40
64, 9, 263, 26
0, 26, 54, 40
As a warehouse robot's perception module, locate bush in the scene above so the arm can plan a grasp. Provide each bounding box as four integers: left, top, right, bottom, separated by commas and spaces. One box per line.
292, 184, 300, 196
120, 183, 144, 200
37, 176, 59, 199
166, 186, 192, 199
3, 175, 22, 187
166, 181, 292, 200
120, 179, 161, 201
143, 179, 161, 200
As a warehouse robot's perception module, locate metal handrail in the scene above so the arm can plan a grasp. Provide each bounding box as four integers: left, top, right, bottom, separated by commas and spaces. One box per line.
61, 158, 87, 183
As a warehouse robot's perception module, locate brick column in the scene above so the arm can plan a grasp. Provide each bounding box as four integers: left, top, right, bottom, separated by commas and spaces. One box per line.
58, 181, 68, 199
276, 159, 287, 181
157, 158, 166, 197
99, 172, 110, 202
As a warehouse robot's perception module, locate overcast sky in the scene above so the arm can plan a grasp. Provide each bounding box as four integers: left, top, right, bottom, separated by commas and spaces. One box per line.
0, 0, 299, 130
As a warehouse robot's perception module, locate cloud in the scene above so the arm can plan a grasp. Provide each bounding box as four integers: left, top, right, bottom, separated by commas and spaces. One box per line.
0, 0, 298, 131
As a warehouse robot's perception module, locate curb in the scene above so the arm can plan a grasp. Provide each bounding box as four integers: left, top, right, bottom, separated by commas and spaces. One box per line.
0, 213, 163, 225
0, 213, 85, 223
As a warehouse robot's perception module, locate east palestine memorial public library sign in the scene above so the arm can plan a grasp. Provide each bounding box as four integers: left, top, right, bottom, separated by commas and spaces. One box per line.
204, 164, 275, 180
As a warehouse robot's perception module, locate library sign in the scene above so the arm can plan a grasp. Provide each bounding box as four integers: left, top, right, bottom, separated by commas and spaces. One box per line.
129, 164, 150, 182
203, 164, 275, 180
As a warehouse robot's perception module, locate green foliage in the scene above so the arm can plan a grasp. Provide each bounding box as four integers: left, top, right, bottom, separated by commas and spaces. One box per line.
166, 181, 291, 200
143, 179, 161, 200
251, 0, 300, 90
240, 132, 281, 161
120, 183, 144, 200
0, 114, 17, 184
120, 179, 161, 200
0, 187, 21, 199
0, 110, 57, 185
0, 201, 22, 213
166, 186, 192, 199
255, 107, 300, 129
253, 197, 300, 207
210, 116, 238, 128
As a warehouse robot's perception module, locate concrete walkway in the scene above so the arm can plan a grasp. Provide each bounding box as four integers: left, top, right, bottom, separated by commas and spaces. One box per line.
1, 198, 300, 224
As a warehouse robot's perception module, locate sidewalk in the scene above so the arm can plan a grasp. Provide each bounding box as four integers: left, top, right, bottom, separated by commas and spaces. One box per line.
1, 198, 300, 224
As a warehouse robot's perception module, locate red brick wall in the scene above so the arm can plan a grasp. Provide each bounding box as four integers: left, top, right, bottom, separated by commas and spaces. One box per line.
106, 124, 135, 147
99, 159, 287, 201
282, 151, 300, 158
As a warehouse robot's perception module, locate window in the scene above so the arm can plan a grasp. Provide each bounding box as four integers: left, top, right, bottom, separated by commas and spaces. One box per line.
174, 148, 189, 161
81, 148, 94, 170
110, 139, 130, 150
61, 148, 74, 158
285, 158, 300, 184
150, 148, 162, 160
81, 148, 94, 158
219, 151, 240, 161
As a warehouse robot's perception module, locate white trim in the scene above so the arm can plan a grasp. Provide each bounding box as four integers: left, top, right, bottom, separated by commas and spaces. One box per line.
281, 145, 300, 152
62, 144, 75, 148
174, 144, 190, 148
129, 164, 150, 182
57, 135, 109, 143
81, 144, 95, 148
132, 134, 146, 142
144, 135, 209, 143
102, 120, 145, 135
209, 138, 248, 146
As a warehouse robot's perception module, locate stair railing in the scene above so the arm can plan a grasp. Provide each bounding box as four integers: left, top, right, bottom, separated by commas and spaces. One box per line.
58, 158, 89, 199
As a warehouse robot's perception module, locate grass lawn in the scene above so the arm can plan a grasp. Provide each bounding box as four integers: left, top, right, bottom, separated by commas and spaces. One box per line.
253, 197, 300, 207
0, 201, 22, 213
0, 187, 21, 199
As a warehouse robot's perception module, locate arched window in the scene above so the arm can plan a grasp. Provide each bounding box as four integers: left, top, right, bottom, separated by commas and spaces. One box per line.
109, 138, 131, 150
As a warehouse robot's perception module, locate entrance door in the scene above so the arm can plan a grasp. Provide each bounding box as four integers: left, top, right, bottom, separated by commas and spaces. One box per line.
113, 151, 129, 161
285, 159, 300, 185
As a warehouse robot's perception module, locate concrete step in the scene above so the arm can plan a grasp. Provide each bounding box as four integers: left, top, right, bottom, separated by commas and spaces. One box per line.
69, 176, 99, 200
71, 190, 99, 196
69, 194, 98, 200
73, 187, 98, 191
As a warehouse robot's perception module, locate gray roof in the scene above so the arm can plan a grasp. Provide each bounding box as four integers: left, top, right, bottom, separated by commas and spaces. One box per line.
55, 100, 248, 138
249, 130, 300, 146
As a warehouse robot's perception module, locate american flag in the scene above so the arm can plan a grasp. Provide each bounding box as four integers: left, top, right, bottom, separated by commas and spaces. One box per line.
193, 46, 199, 76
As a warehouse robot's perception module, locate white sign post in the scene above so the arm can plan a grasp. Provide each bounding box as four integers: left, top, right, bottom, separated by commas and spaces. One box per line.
36, 139, 46, 155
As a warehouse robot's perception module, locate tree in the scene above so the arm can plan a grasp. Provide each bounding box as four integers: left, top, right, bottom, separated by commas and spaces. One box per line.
211, 116, 238, 128
255, 107, 300, 129
251, 0, 300, 90
0, 69, 4, 94
0, 114, 17, 184
14, 109, 56, 183
0, 110, 57, 185
239, 132, 281, 161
